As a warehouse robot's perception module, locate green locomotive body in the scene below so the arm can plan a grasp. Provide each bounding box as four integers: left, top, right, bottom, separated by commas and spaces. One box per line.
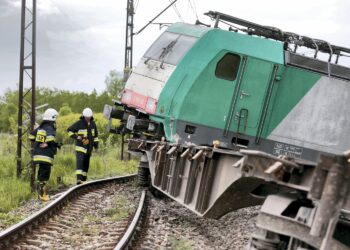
105, 12, 350, 249
118, 16, 350, 163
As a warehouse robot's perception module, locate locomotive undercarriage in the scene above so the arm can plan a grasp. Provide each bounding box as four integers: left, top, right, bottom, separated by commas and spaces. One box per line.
104, 102, 164, 140
128, 138, 350, 250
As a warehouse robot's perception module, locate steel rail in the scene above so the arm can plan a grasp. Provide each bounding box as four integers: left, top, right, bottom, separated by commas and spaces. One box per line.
0, 174, 137, 248
114, 190, 148, 250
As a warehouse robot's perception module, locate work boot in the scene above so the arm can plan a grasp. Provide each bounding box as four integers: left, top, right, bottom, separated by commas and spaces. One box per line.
38, 182, 50, 202
76, 180, 83, 185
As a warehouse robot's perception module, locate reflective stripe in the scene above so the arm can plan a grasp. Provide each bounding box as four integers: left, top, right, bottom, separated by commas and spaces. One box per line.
46, 135, 55, 142
37, 130, 47, 136
28, 135, 35, 139
82, 171, 87, 176
78, 129, 87, 135
76, 170, 83, 175
75, 146, 87, 154
33, 155, 53, 164
68, 131, 75, 136
94, 137, 99, 142
93, 129, 98, 137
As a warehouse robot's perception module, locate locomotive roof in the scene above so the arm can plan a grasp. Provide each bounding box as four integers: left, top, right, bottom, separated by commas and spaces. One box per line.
205, 11, 350, 57
166, 22, 210, 38
166, 22, 284, 64
165, 19, 350, 81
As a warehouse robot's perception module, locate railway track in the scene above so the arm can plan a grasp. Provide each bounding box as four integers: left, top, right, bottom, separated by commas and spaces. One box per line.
0, 174, 149, 250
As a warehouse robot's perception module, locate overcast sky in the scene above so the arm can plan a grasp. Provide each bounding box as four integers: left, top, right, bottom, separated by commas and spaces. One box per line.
0, 0, 349, 95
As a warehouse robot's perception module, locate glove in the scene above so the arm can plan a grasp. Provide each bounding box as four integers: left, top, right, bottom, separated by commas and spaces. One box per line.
82, 138, 89, 146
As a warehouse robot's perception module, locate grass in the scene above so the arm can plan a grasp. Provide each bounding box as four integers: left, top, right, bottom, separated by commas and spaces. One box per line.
0, 213, 23, 228
0, 178, 33, 213
0, 133, 138, 214
169, 236, 193, 250
48, 144, 138, 188
103, 195, 135, 221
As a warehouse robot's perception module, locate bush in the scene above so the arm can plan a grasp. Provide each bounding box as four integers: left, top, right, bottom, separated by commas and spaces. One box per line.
59, 105, 72, 116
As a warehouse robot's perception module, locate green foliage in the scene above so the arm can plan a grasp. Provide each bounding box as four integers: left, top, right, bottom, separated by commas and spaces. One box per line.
0, 212, 24, 230
0, 103, 17, 132
48, 144, 138, 188
0, 68, 125, 133
56, 113, 82, 144
30, 87, 113, 115
103, 195, 135, 221
59, 105, 72, 116
169, 236, 193, 250
105, 70, 124, 98
0, 85, 116, 133
0, 134, 138, 214
0, 178, 33, 213
0, 213, 24, 228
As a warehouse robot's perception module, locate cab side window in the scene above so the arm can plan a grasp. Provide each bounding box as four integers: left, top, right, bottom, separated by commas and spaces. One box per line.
215, 53, 241, 81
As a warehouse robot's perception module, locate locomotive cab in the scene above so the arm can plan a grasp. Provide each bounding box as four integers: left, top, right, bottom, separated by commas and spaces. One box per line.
106, 23, 209, 140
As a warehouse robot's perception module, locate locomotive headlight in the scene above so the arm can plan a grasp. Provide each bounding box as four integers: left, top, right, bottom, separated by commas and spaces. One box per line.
121, 89, 132, 104
145, 97, 158, 114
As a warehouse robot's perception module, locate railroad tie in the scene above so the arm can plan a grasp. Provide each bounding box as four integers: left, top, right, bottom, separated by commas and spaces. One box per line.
71, 203, 86, 209
59, 214, 77, 221
58, 218, 75, 227
48, 222, 71, 229
44, 225, 65, 232
23, 239, 45, 247
34, 234, 56, 241
96, 241, 119, 248
18, 244, 42, 250
68, 208, 82, 214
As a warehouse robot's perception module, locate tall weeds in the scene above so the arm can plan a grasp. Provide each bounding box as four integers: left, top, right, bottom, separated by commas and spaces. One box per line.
0, 133, 137, 213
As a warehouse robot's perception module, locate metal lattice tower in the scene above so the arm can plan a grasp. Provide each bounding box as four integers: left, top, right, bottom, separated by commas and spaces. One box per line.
17, 0, 36, 186
124, 0, 134, 82
121, 0, 134, 161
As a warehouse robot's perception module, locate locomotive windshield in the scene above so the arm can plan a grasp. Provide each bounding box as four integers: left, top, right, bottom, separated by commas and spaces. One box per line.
144, 31, 197, 65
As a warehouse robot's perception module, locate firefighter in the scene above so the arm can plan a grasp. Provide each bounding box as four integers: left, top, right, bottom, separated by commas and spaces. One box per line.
29, 108, 60, 202
67, 108, 99, 184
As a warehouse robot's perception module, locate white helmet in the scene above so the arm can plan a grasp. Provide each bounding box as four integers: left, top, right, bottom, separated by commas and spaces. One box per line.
82, 107, 93, 118
43, 108, 58, 121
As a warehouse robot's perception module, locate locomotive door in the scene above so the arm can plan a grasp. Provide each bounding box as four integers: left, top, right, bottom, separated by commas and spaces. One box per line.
226, 57, 274, 140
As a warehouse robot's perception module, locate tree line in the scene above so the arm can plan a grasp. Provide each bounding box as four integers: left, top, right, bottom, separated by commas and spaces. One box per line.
0, 70, 124, 133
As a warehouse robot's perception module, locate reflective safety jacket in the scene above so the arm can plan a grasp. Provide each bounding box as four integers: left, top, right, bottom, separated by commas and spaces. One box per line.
29, 121, 58, 166
67, 117, 99, 155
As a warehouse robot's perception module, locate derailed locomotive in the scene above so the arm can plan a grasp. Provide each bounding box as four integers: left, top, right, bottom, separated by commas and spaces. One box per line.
104, 11, 350, 249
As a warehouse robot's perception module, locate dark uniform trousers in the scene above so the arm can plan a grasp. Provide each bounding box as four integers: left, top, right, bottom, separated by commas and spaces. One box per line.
76, 153, 91, 181
37, 163, 51, 182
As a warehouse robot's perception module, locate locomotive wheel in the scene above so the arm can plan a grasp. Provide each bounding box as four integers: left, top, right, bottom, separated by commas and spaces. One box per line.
137, 160, 150, 187
149, 185, 166, 199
